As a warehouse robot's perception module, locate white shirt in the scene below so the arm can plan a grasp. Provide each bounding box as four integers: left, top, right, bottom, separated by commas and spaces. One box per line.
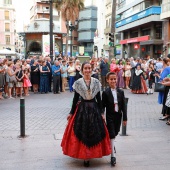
111, 88, 118, 112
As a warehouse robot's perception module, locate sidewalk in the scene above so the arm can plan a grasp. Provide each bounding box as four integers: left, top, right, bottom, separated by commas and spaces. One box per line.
0, 90, 170, 170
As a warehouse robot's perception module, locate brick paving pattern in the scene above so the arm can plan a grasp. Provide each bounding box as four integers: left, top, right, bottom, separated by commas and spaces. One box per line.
0, 90, 170, 170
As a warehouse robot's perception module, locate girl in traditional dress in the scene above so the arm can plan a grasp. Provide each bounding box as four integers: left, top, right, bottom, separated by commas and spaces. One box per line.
61, 62, 111, 167
131, 65, 147, 94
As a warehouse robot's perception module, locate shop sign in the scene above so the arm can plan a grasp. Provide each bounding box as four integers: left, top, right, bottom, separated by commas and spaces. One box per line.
134, 44, 139, 49
141, 47, 145, 52
120, 35, 149, 44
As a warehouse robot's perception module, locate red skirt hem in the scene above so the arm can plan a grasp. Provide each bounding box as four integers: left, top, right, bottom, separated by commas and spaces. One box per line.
61, 106, 111, 159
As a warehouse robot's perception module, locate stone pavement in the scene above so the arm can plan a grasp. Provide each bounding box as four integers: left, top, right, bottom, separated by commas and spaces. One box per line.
0, 90, 170, 170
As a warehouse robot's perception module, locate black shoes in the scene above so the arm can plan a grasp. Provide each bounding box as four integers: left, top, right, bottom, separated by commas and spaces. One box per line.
84, 160, 90, 167
111, 157, 116, 166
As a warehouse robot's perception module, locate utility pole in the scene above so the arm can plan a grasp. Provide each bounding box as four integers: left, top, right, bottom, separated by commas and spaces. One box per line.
109, 0, 116, 60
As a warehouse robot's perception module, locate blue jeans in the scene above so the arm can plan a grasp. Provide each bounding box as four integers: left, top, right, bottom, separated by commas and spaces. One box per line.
69, 76, 75, 92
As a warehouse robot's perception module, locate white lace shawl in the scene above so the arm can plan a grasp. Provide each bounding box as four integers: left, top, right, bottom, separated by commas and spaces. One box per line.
72, 77, 101, 100
135, 69, 143, 76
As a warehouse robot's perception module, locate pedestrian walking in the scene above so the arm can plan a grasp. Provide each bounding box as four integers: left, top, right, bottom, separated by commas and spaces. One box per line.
61, 62, 111, 167
102, 72, 127, 166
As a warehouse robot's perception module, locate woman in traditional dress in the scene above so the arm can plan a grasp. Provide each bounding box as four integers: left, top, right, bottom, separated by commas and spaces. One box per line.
61, 62, 111, 167
131, 65, 147, 94
116, 60, 125, 88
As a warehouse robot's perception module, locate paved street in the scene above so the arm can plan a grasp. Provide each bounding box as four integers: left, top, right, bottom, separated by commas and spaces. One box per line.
0, 90, 170, 170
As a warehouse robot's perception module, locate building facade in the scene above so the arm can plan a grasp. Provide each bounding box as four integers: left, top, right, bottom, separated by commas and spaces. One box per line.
160, 0, 170, 57
78, 0, 98, 57
103, 0, 112, 57
0, 0, 16, 51
116, 0, 163, 59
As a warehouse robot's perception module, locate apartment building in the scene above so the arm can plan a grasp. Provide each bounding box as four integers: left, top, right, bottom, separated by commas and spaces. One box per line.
160, 0, 170, 57
116, 0, 163, 59
78, 0, 98, 57
0, 0, 16, 51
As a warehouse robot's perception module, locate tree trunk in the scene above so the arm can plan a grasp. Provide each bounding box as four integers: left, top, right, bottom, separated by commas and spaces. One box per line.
65, 25, 69, 57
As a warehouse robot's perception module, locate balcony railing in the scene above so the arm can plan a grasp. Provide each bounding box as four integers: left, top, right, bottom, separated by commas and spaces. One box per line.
115, 6, 161, 28
104, 27, 111, 34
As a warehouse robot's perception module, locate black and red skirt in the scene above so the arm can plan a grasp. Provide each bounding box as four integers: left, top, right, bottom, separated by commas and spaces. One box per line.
61, 101, 111, 159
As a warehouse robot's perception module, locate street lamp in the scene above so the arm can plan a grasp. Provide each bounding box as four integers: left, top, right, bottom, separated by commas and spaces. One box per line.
65, 19, 78, 57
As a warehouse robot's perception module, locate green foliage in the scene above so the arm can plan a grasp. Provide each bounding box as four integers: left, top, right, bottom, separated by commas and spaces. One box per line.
54, 0, 84, 22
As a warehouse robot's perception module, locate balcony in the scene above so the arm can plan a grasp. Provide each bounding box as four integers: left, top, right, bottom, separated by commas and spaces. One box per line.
161, 2, 170, 19
106, 0, 111, 6
115, 6, 161, 32
116, 6, 161, 28
103, 44, 110, 50
104, 27, 111, 34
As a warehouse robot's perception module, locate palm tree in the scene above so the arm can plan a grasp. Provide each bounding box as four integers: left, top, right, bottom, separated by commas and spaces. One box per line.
54, 0, 84, 56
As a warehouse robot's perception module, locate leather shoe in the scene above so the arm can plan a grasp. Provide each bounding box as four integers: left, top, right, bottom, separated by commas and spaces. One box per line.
111, 157, 116, 166
84, 160, 90, 167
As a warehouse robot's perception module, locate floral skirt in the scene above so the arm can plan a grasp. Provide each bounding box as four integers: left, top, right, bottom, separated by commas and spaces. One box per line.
61, 101, 111, 159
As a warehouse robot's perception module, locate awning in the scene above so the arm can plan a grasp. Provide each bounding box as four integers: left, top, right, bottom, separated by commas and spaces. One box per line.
140, 39, 163, 45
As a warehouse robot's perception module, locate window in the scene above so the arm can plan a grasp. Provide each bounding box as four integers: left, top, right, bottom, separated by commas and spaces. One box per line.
4, 0, 12, 5
5, 35, 10, 44
142, 29, 150, 36
5, 11, 9, 20
5, 23, 10, 32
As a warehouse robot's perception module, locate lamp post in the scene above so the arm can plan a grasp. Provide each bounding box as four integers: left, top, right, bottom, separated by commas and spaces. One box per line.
65, 20, 78, 57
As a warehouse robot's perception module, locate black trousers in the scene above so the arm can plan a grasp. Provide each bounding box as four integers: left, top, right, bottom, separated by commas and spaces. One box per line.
53, 75, 60, 93
60, 75, 62, 92
148, 80, 153, 89
48, 73, 52, 92
106, 112, 122, 139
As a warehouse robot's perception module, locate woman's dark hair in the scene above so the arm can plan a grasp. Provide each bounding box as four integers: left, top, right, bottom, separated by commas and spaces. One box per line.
118, 59, 122, 65
81, 61, 91, 72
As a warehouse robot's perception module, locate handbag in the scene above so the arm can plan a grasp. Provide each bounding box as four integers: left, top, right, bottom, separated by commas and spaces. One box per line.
165, 90, 170, 107
154, 82, 165, 92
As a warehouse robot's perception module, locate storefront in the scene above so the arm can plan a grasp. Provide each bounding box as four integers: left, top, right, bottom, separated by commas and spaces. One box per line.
120, 35, 163, 58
